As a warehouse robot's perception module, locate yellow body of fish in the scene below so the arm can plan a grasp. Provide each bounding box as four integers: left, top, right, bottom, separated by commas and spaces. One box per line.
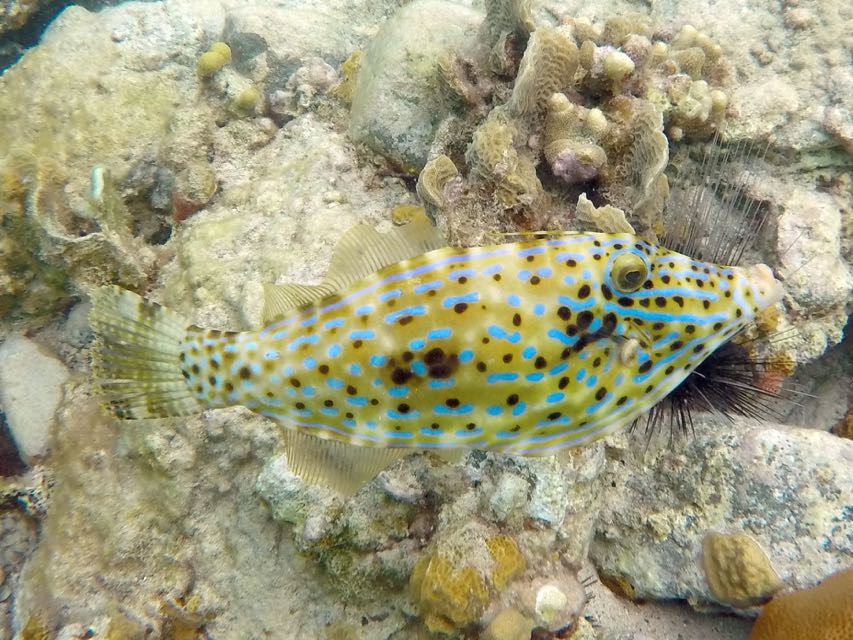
90, 218, 782, 488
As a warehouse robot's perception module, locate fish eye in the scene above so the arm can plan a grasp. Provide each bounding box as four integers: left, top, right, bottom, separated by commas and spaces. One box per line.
612, 253, 648, 293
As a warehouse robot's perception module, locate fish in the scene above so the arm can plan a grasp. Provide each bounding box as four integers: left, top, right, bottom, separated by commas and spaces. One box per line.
89, 212, 784, 492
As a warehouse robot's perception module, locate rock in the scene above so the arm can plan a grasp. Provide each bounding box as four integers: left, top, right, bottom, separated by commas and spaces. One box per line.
591, 417, 853, 609
0, 336, 69, 463
349, 0, 483, 170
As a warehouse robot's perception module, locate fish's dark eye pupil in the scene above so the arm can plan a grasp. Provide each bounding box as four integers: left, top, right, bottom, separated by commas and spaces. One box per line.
624, 269, 641, 285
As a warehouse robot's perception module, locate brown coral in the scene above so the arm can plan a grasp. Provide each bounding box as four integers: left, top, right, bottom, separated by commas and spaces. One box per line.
749, 567, 853, 640
702, 532, 783, 608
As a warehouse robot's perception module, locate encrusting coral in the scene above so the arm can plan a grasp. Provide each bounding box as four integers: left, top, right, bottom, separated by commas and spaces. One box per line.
702, 531, 784, 608
196, 42, 232, 79
749, 567, 853, 640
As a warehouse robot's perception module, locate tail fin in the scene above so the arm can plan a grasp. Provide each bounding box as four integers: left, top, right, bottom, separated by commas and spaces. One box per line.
89, 286, 203, 419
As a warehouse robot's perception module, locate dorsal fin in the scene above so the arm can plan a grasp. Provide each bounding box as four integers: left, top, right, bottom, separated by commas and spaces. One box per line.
261, 283, 337, 325
323, 212, 446, 290
262, 214, 446, 323
283, 430, 409, 495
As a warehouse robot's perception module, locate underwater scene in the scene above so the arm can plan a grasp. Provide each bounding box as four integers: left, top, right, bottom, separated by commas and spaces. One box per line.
0, 0, 851, 638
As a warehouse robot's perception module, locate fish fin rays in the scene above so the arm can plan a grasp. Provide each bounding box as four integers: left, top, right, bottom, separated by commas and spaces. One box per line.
261, 283, 337, 324
323, 213, 446, 290
283, 430, 409, 495
262, 214, 446, 323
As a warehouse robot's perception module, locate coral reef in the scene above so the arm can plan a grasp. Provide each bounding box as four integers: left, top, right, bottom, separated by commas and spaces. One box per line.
702, 532, 783, 608
592, 417, 853, 608
749, 567, 853, 640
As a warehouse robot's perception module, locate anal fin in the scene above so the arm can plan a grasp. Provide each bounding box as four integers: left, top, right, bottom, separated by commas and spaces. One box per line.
284, 430, 409, 496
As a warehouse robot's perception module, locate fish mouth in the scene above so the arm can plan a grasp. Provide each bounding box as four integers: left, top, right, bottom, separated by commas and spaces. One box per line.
741, 263, 784, 309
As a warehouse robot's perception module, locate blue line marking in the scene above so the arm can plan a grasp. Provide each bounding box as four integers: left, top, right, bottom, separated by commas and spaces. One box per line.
302, 386, 316, 397
412, 361, 427, 376
265, 350, 280, 360
409, 339, 425, 351
379, 289, 402, 302
482, 264, 502, 275
563, 275, 575, 285
456, 428, 483, 438
522, 346, 536, 359
576, 369, 586, 382
511, 402, 527, 417
443, 293, 479, 308
586, 375, 598, 388
488, 326, 521, 343
429, 379, 455, 389
349, 330, 375, 341
507, 294, 521, 307
319, 407, 339, 417
533, 304, 545, 316
487, 405, 503, 416
369, 355, 387, 367
459, 349, 474, 364
327, 344, 342, 358
518, 247, 545, 257
389, 386, 409, 397
546, 392, 565, 404
487, 373, 519, 383
427, 328, 453, 340
448, 268, 476, 280
355, 305, 374, 315
349, 363, 362, 376
385, 305, 427, 325
224, 343, 238, 353
537, 267, 552, 278
558, 295, 596, 312
324, 318, 345, 330
327, 378, 345, 389
303, 357, 316, 369
549, 362, 568, 376
546, 329, 577, 346
557, 251, 586, 262
434, 403, 473, 416
245, 342, 258, 351
384, 430, 413, 440
388, 409, 420, 420
525, 372, 544, 382
300, 317, 317, 328
250, 364, 261, 375
288, 335, 319, 351
342, 418, 357, 429
347, 397, 369, 407
414, 281, 443, 294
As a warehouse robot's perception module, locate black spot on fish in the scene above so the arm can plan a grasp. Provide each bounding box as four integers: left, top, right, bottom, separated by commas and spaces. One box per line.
618, 296, 634, 307
370, 398, 379, 406
558, 376, 569, 389
454, 302, 468, 313
595, 387, 607, 401
324, 399, 334, 407
318, 364, 329, 375
704, 300, 712, 310
652, 322, 665, 331
476, 361, 487, 372
503, 353, 513, 363
566, 258, 577, 267
181, 370, 190, 380
673, 295, 685, 307
346, 385, 357, 395
670, 341, 683, 351
345, 412, 354, 419
526, 255, 535, 262
601, 284, 614, 300
506, 394, 519, 405
578, 284, 591, 299
458, 276, 468, 284
534, 356, 547, 369
713, 322, 723, 331
295, 402, 305, 410
402, 351, 414, 362
224, 381, 234, 392
425, 348, 445, 364
639, 361, 653, 374
512, 313, 522, 327
446, 398, 460, 408
655, 296, 666, 308
391, 368, 413, 385
548, 412, 562, 421
397, 403, 410, 414
398, 316, 413, 326
191, 364, 201, 375
685, 325, 695, 334
353, 339, 364, 348
693, 344, 705, 353
665, 366, 675, 375
493, 273, 502, 281
208, 376, 216, 386
530, 275, 541, 285
616, 396, 628, 406
557, 306, 571, 321
466, 423, 477, 430
593, 357, 601, 367
577, 310, 594, 331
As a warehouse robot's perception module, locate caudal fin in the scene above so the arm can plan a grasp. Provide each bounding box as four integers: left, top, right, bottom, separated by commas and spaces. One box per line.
89, 286, 203, 419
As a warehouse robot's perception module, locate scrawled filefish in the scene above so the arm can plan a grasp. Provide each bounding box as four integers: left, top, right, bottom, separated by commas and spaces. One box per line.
90, 215, 783, 490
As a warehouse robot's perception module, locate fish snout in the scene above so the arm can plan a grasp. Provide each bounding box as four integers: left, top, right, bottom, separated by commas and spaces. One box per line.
741, 263, 784, 310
